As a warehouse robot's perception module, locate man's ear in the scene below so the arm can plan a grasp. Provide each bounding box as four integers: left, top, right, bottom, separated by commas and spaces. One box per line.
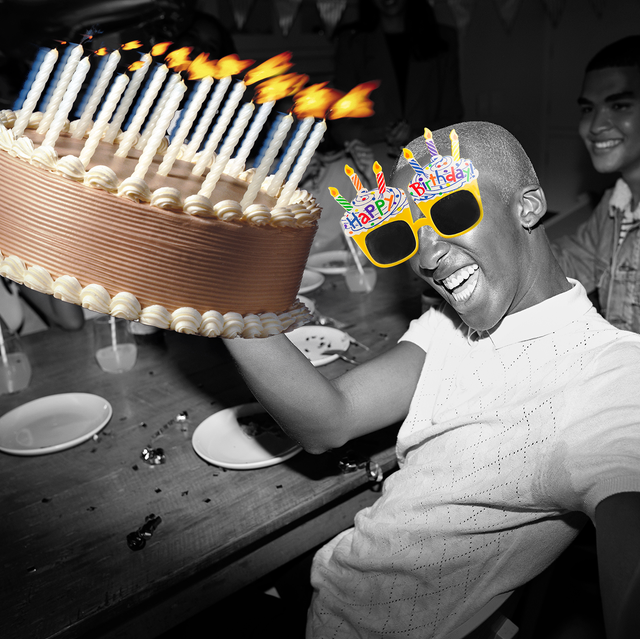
518, 185, 547, 229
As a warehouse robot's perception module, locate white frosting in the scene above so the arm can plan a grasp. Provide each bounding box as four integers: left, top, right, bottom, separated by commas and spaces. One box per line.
200, 310, 225, 337
0, 255, 26, 283
118, 176, 152, 203
139, 305, 172, 329
214, 199, 243, 221
85, 165, 119, 192
80, 284, 111, 314
151, 186, 183, 210
53, 275, 82, 303
242, 204, 270, 225
110, 292, 142, 320
170, 307, 203, 334
183, 194, 214, 217
23, 265, 55, 294
56, 155, 85, 181
9, 136, 34, 160
30, 145, 58, 170
221, 312, 244, 339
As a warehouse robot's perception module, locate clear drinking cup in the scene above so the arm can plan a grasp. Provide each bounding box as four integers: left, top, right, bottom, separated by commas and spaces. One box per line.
93, 316, 137, 374
0, 318, 31, 395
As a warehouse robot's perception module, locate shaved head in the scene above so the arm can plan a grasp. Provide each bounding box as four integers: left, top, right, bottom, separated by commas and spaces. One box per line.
392, 121, 539, 206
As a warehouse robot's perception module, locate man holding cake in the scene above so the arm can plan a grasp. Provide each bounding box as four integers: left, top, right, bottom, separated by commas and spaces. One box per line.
224, 121, 640, 638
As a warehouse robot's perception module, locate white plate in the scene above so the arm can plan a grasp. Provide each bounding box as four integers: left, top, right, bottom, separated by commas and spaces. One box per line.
285, 325, 350, 367
307, 250, 350, 275
0, 393, 112, 456
297, 295, 316, 315
299, 269, 325, 294
192, 403, 302, 470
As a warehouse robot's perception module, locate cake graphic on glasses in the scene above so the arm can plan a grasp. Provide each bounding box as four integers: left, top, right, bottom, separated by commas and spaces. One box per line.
0, 41, 377, 337
331, 128, 483, 268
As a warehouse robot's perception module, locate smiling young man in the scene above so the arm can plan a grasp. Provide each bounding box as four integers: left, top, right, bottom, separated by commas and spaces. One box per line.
224, 121, 640, 638
552, 36, 640, 332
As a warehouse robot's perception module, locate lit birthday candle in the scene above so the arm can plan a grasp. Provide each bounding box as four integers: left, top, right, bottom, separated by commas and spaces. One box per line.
240, 112, 294, 209
13, 48, 59, 138
423, 128, 439, 158
79, 74, 129, 167
226, 99, 275, 178
37, 44, 83, 135
156, 75, 213, 176
181, 76, 231, 162
136, 72, 181, 150
41, 56, 91, 148
266, 116, 314, 197
103, 53, 152, 144
73, 49, 120, 139
344, 164, 363, 193
450, 129, 460, 162
192, 79, 247, 176
132, 79, 187, 180
403, 148, 427, 178
373, 161, 386, 194
277, 119, 327, 206
115, 63, 169, 157
328, 186, 354, 211
198, 100, 255, 197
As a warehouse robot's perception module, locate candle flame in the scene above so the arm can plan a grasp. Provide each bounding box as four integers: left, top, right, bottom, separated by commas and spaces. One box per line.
403, 148, 414, 160
121, 40, 144, 51
151, 41, 173, 57
244, 51, 294, 86
165, 46, 193, 72
344, 165, 355, 177
187, 52, 218, 80
128, 60, 146, 71
327, 80, 379, 120
373, 161, 382, 173
213, 54, 254, 79
94, 47, 109, 56
253, 72, 308, 104
328, 187, 340, 197
292, 82, 343, 119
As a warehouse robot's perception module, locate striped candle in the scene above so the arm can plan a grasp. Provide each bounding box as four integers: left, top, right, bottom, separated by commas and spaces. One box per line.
13, 48, 59, 138
136, 72, 181, 151
450, 129, 460, 162
403, 148, 427, 177
328, 187, 353, 211
373, 161, 386, 195
37, 44, 84, 135
344, 164, 363, 193
423, 128, 439, 158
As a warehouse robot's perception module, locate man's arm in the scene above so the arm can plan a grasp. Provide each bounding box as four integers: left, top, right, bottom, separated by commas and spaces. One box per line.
224, 334, 425, 454
20, 286, 85, 330
595, 491, 640, 638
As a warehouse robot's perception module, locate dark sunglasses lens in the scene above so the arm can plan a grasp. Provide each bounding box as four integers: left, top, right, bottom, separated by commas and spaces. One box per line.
430, 190, 480, 236
365, 220, 416, 265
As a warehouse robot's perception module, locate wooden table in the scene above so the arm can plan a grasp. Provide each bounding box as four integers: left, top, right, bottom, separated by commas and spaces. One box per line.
0, 264, 424, 639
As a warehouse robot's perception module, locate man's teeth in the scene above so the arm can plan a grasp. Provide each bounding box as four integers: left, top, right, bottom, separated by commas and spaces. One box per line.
593, 140, 621, 149
442, 264, 479, 292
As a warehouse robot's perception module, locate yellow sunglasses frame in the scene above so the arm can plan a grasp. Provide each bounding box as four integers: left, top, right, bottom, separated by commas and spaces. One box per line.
351, 179, 484, 268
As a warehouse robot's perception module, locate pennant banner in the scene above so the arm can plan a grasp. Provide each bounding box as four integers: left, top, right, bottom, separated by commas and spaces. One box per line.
232, 0, 255, 31
316, 0, 348, 38
493, 0, 523, 31
274, 0, 303, 36
540, 0, 567, 26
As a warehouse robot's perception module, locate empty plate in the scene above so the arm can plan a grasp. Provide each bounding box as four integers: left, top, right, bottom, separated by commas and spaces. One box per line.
0, 393, 113, 455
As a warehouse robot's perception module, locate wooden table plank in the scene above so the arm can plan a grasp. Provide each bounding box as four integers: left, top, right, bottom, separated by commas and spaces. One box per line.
0, 264, 424, 638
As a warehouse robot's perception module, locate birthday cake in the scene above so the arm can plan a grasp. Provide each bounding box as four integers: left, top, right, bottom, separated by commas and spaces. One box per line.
0, 47, 331, 339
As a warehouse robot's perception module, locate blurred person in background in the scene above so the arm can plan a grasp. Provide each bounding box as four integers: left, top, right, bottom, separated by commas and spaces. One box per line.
552, 35, 640, 333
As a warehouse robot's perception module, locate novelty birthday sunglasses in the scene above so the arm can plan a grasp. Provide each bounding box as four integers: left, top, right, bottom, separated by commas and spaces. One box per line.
330, 129, 483, 268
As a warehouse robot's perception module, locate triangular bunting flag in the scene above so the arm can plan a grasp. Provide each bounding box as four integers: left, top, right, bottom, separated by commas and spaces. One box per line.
274, 0, 303, 36
232, 0, 255, 31
540, 0, 567, 26
316, 0, 348, 38
493, 0, 523, 32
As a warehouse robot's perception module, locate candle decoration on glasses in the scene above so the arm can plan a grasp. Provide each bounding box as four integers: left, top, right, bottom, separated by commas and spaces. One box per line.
12, 47, 59, 138
424, 127, 439, 158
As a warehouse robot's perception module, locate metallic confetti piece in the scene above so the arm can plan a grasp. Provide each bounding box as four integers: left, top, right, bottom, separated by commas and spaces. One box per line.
140, 447, 166, 465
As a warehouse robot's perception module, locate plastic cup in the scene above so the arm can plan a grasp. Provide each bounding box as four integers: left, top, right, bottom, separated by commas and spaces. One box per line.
93, 316, 137, 373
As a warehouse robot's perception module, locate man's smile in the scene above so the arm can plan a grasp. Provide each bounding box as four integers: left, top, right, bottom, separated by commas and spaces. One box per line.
438, 263, 480, 303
